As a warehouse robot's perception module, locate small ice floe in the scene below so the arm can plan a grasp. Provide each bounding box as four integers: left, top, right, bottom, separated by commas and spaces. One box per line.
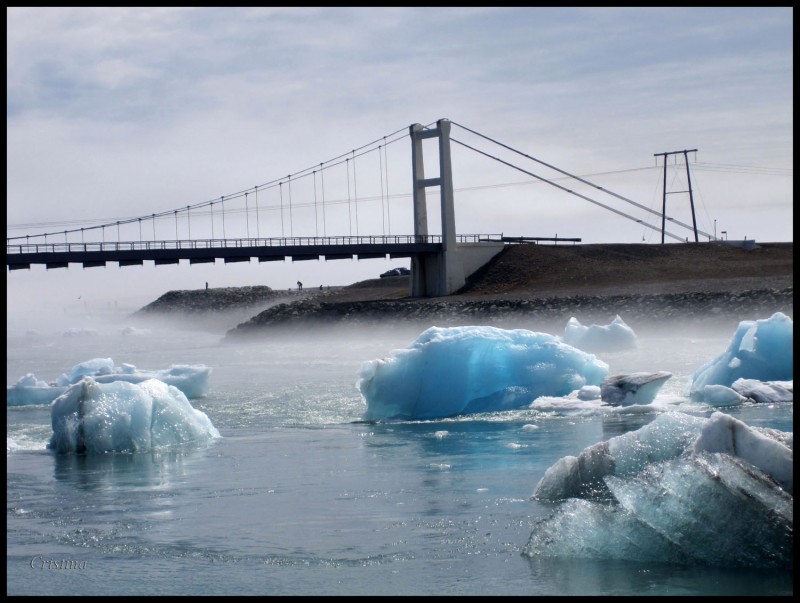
730, 378, 793, 404
7, 374, 68, 407
600, 371, 673, 406
8, 357, 212, 406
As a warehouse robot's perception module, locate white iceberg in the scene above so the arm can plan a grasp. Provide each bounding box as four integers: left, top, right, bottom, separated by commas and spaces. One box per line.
8, 357, 212, 406
563, 314, 637, 352
48, 377, 221, 454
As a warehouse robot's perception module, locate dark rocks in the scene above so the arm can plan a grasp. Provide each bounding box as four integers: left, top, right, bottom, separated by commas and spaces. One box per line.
223, 287, 793, 339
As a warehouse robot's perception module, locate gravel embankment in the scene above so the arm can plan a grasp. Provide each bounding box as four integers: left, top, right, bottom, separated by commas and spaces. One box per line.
129, 242, 793, 338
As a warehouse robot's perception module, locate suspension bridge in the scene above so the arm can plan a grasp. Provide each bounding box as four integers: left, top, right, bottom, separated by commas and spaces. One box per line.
7, 119, 712, 297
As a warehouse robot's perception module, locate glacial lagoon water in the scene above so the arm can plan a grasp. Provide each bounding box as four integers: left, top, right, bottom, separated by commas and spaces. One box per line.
6, 306, 793, 596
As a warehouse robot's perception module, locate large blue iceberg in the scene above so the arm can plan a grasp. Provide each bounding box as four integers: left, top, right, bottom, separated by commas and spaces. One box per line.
689, 312, 793, 400
7, 357, 211, 406
358, 326, 609, 421
48, 377, 221, 454
525, 411, 793, 568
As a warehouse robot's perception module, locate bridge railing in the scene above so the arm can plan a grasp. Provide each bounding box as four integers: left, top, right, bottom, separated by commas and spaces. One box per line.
6, 233, 504, 255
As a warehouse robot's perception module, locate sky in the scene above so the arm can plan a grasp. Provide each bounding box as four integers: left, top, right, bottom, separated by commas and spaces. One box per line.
6, 7, 793, 322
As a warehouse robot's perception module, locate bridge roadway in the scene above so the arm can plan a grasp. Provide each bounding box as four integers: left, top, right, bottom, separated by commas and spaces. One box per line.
6, 234, 502, 270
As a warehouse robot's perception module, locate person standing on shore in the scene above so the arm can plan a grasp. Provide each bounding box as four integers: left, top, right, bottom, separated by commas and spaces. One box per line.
297, 281, 303, 291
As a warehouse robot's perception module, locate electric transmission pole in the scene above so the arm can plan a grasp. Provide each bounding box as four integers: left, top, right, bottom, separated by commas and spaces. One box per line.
654, 149, 698, 244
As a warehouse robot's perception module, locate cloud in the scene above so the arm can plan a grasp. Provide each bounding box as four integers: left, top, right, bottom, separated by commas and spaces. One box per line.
6, 7, 793, 310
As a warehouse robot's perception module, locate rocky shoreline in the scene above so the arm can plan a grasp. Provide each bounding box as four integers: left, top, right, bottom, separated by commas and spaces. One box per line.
223, 286, 793, 339
129, 242, 793, 338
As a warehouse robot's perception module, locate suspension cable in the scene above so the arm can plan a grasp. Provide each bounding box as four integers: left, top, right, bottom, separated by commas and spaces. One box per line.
451, 121, 709, 240
450, 135, 685, 242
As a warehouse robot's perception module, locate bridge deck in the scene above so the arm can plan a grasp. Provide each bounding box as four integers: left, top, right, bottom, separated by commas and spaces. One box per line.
7, 234, 502, 270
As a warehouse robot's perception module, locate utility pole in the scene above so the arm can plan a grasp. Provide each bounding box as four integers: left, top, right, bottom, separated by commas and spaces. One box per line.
654, 149, 698, 244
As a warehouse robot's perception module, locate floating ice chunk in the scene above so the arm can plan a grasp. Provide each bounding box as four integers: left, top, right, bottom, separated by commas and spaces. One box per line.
525, 412, 794, 569
7, 374, 68, 407
577, 385, 601, 400
694, 411, 793, 493
595, 453, 792, 568
90, 364, 212, 399
57, 358, 115, 386
9, 358, 211, 406
600, 371, 672, 406
48, 358, 210, 399
563, 315, 637, 352
702, 384, 749, 407
731, 378, 793, 404
358, 326, 609, 421
523, 497, 687, 564
48, 377, 220, 454
689, 312, 793, 399
532, 412, 706, 501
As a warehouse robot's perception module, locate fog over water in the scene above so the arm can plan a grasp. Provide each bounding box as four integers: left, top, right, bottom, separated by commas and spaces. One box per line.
7, 289, 792, 595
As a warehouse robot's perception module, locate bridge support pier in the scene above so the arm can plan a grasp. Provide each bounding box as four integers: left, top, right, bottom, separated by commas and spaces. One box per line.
409, 119, 502, 297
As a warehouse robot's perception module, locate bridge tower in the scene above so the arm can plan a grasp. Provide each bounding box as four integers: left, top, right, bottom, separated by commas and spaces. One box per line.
409, 119, 462, 297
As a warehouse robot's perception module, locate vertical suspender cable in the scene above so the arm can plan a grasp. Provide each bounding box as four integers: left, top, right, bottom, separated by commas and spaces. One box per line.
288, 175, 293, 238
313, 170, 319, 238
352, 150, 359, 236
245, 192, 250, 239
279, 183, 285, 238
346, 158, 352, 236
221, 196, 226, 240
384, 140, 391, 235
379, 144, 386, 236
320, 163, 327, 237
255, 185, 260, 239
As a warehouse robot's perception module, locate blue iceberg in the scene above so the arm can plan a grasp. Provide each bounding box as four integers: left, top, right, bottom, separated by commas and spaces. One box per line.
689, 312, 793, 400
48, 377, 221, 454
358, 326, 609, 421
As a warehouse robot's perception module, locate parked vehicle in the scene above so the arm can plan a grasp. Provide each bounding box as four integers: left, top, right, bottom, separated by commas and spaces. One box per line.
379, 267, 411, 278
